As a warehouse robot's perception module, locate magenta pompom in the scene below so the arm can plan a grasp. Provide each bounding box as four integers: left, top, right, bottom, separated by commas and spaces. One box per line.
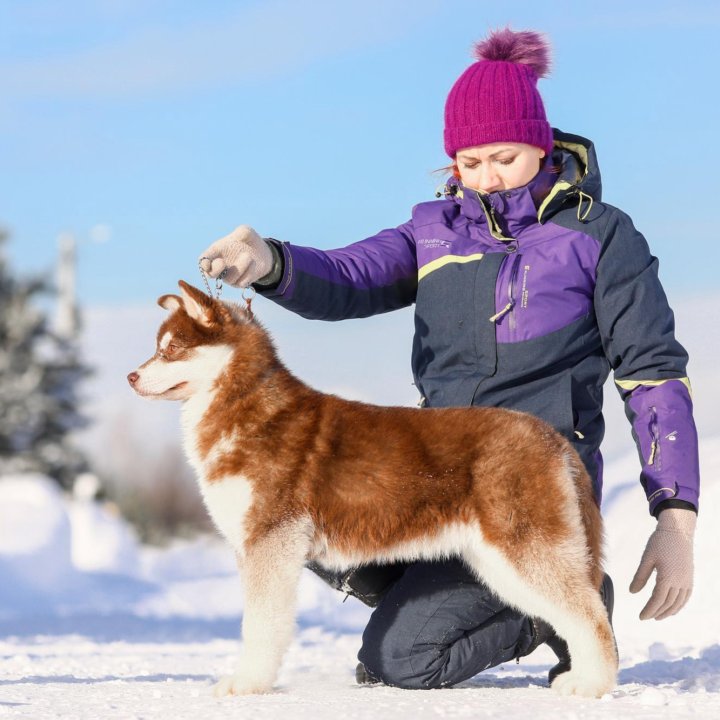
473, 28, 551, 78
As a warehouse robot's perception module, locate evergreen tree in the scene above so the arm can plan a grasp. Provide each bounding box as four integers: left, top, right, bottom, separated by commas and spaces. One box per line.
0, 228, 90, 488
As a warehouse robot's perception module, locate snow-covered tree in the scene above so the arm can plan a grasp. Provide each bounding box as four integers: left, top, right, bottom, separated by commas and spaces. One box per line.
0, 228, 90, 488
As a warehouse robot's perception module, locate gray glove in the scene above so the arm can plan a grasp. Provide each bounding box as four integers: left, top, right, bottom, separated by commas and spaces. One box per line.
199, 225, 274, 288
630, 507, 696, 620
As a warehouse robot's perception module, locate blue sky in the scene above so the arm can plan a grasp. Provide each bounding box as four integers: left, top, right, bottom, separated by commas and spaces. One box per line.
2, 0, 719, 305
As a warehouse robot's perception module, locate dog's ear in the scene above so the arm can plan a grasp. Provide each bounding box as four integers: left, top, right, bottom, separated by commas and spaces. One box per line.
178, 280, 216, 327
158, 294, 182, 312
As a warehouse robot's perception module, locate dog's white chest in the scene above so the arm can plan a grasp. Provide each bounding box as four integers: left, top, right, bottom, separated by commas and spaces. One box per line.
180, 395, 254, 552
198, 475, 254, 553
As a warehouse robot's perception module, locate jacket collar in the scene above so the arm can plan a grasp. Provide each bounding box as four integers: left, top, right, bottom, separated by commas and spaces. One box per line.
445, 160, 556, 239
442, 129, 602, 238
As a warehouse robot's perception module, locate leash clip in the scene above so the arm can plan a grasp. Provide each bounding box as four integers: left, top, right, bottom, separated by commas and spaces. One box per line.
242, 286, 256, 319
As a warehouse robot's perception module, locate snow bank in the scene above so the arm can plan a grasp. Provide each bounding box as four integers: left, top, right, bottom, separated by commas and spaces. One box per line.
0, 473, 365, 630
0, 472, 155, 619
69, 473, 140, 574
0, 474, 71, 559
0, 474, 77, 610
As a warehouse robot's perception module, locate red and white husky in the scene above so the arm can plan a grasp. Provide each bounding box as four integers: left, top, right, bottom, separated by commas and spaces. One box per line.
128, 281, 618, 698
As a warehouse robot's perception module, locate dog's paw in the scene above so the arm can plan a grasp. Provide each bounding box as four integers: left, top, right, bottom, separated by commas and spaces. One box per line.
212, 673, 273, 697
551, 668, 614, 698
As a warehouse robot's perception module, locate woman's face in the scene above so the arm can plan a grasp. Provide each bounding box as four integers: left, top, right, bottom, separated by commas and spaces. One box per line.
456, 142, 546, 193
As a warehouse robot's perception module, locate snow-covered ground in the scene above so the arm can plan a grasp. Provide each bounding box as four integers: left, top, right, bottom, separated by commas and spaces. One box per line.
1, 434, 719, 719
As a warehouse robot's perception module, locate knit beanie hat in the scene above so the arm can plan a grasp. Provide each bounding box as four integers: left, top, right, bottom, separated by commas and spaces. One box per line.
444, 28, 553, 158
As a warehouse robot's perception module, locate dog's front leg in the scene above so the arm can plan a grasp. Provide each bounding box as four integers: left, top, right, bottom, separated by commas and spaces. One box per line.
213, 521, 311, 697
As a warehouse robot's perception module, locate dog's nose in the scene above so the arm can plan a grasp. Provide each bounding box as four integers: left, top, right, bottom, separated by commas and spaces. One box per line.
127, 371, 139, 386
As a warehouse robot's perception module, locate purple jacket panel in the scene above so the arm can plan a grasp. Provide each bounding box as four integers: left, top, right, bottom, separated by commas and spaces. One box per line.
491, 223, 600, 342
624, 381, 700, 514
428, 165, 601, 343
266, 223, 418, 323
275, 222, 417, 301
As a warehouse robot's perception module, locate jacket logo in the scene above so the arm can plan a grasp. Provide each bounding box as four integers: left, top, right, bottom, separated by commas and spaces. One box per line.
419, 238, 452, 248
521, 264, 531, 308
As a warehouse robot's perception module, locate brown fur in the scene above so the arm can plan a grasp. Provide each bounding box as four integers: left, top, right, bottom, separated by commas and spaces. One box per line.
181, 299, 601, 579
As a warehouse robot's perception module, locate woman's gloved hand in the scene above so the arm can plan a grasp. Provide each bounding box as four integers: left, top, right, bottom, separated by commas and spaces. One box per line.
630, 507, 696, 620
199, 225, 274, 288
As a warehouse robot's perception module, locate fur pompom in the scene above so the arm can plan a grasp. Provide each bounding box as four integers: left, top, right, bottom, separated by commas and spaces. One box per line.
473, 28, 551, 78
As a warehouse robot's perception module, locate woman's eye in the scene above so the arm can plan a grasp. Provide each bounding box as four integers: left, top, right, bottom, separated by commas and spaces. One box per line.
497, 157, 516, 166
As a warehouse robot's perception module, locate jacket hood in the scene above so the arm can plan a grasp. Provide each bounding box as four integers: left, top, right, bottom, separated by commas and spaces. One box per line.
537, 128, 602, 221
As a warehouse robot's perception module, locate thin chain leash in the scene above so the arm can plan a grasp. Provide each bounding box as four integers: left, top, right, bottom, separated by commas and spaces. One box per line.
198, 257, 227, 299
198, 257, 256, 318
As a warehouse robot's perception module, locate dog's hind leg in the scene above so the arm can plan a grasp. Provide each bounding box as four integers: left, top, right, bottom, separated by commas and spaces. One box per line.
213, 518, 312, 697
544, 580, 617, 698
462, 536, 617, 698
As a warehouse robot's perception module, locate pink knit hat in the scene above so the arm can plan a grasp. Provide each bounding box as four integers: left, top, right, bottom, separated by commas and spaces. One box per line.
443, 28, 553, 158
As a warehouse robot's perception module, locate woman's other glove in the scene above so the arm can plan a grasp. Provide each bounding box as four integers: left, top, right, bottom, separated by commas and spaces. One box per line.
629, 507, 697, 620
199, 225, 275, 288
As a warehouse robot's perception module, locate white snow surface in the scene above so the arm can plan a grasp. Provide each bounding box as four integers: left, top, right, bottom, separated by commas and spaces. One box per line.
1, 435, 719, 719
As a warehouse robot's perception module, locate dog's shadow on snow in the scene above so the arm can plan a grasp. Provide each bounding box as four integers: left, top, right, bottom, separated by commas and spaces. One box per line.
616, 644, 720, 691
457, 672, 548, 690
456, 644, 720, 693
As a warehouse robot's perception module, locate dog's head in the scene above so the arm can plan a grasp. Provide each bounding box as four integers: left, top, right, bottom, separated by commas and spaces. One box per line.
127, 280, 255, 401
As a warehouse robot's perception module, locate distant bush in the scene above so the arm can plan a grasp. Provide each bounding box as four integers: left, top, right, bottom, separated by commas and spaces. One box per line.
98, 435, 213, 546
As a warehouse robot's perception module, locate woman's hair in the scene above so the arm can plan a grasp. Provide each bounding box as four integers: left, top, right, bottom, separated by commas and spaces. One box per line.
433, 161, 461, 180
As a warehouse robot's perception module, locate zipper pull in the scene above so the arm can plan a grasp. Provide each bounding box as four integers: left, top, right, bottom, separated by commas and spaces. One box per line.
648, 406, 659, 466
489, 302, 514, 323
648, 441, 658, 466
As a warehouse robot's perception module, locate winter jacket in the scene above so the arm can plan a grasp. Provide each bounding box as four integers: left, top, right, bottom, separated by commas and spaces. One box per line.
259, 129, 699, 518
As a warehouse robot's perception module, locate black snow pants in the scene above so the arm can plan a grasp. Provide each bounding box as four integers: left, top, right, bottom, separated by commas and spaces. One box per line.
356, 558, 536, 689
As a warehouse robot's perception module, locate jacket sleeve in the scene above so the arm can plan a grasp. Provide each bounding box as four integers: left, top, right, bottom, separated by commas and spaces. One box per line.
593, 208, 699, 516
256, 221, 418, 321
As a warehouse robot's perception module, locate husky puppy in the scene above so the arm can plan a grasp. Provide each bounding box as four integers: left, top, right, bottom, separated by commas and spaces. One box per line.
128, 280, 617, 698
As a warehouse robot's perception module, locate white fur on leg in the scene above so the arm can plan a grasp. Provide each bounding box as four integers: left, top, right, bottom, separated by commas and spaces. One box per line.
461, 532, 617, 699
548, 591, 617, 698
213, 519, 312, 697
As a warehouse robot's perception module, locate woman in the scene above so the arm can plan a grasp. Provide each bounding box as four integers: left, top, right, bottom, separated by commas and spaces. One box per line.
199, 28, 698, 689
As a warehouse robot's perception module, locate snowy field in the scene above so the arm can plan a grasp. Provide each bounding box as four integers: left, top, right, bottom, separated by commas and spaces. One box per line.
1, 436, 719, 720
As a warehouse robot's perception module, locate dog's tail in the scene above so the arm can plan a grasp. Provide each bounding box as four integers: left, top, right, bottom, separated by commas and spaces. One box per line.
566, 449, 604, 590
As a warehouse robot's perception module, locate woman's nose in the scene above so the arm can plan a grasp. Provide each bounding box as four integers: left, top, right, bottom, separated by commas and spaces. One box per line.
478, 166, 501, 193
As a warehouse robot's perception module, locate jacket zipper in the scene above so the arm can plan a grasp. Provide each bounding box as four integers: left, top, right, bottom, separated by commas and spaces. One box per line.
489, 251, 522, 325
480, 193, 514, 242
507, 253, 522, 330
